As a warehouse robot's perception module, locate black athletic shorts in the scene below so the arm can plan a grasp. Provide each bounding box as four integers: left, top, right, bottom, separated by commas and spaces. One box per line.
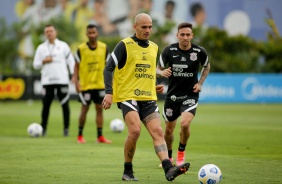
117, 100, 159, 121
42, 84, 69, 105
162, 97, 198, 122
78, 89, 105, 105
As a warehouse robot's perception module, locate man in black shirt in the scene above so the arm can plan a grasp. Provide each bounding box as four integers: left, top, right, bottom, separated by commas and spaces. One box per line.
157, 22, 210, 167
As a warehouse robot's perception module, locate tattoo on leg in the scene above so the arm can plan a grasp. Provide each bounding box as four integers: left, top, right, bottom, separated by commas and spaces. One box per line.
154, 144, 168, 154
127, 147, 135, 159
142, 112, 160, 124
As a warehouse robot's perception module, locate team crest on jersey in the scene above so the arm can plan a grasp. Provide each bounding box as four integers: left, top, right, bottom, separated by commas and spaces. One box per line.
170, 95, 177, 101
131, 100, 137, 106
190, 52, 197, 61
166, 108, 173, 117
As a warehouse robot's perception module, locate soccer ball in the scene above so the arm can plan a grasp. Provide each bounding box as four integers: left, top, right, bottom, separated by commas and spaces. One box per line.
110, 119, 125, 133
198, 164, 222, 184
27, 123, 43, 137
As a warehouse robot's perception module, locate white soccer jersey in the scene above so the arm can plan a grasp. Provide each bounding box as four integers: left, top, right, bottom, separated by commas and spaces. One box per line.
33, 39, 75, 85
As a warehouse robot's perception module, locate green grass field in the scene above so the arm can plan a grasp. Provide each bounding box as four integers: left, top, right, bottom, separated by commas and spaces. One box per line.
0, 100, 281, 184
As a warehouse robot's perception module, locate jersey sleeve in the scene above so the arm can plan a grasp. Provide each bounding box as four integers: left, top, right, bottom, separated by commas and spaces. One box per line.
33, 45, 43, 69
104, 41, 126, 94
199, 46, 209, 67
158, 46, 170, 68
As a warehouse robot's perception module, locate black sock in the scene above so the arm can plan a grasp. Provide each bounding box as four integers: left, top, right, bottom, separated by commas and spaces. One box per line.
178, 143, 186, 152
124, 162, 133, 174
168, 150, 172, 159
162, 159, 173, 173
97, 128, 102, 138
78, 126, 83, 136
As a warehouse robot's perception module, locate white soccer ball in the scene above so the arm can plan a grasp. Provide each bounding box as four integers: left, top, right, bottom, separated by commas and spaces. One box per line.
110, 119, 125, 133
198, 164, 222, 184
27, 123, 43, 137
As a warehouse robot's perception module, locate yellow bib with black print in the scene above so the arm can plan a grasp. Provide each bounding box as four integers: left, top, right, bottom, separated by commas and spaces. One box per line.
113, 37, 158, 102
78, 41, 107, 90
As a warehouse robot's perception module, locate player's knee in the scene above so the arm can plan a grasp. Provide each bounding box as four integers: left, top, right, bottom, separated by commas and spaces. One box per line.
180, 121, 191, 130
128, 127, 141, 140
154, 126, 164, 138
165, 126, 174, 135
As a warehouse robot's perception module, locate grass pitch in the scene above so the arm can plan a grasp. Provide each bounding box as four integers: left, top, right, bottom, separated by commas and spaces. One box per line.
0, 100, 281, 184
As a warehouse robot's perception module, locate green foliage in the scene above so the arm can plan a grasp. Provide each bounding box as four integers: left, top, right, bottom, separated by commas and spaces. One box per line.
1, 16, 281, 74
257, 39, 282, 72
0, 19, 19, 74
193, 27, 261, 73
192, 17, 282, 73
0, 17, 79, 75
256, 18, 282, 73
31, 17, 79, 49
99, 36, 121, 52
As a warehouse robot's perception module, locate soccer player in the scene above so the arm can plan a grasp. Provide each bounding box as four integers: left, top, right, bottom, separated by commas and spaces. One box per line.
72, 24, 112, 144
190, 2, 208, 29
102, 13, 190, 181
33, 24, 75, 136
157, 22, 210, 166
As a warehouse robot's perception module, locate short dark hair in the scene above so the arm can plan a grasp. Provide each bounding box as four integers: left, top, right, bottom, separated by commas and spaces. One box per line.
44, 24, 56, 29
166, 0, 175, 7
190, 2, 204, 17
178, 22, 193, 31
87, 24, 98, 29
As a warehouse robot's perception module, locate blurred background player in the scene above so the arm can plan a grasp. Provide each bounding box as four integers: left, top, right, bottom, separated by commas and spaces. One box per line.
157, 22, 210, 166
189, 2, 208, 30
33, 24, 75, 136
162, 0, 180, 44
72, 24, 111, 144
14, 0, 34, 19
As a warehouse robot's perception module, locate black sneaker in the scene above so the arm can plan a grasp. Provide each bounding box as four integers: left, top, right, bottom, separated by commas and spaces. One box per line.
63, 129, 69, 137
122, 171, 138, 181
165, 162, 190, 181
42, 129, 46, 137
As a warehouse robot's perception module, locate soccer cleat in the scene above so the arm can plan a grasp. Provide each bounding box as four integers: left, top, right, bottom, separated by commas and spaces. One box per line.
77, 135, 86, 143
96, 136, 112, 144
42, 129, 46, 137
122, 171, 138, 181
176, 151, 185, 166
63, 129, 69, 137
159, 158, 174, 167
165, 162, 190, 181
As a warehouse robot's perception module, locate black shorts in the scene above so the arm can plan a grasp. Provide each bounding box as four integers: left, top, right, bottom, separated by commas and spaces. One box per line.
42, 84, 69, 105
117, 100, 159, 121
162, 98, 198, 122
78, 89, 105, 105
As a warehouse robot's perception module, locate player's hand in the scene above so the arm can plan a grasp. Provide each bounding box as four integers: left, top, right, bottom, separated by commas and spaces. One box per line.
193, 83, 202, 93
156, 85, 164, 94
71, 75, 76, 84
161, 67, 172, 78
43, 56, 53, 64
102, 94, 113, 110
